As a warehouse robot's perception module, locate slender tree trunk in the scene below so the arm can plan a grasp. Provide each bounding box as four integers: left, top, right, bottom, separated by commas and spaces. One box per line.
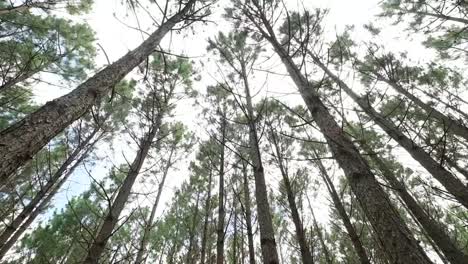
0, 3, 35, 15
0, 0, 197, 181
134, 148, 175, 263
311, 149, 371, 264
0, 127, 99, 257
83, 116, 161, 263
0, 139, 93, 259
309, 207, 333, 264
415, 87, 468, 121
241, 161, 256, 264
405, 9, 468, 24
187, 191, 201, 264
201, 168, 213, 264
233, 196, 238, 264
241, 63, 279, 264
309, 52, 468, 208
350, 127, 468, 264
245, 8, 433, 263
216, 117, 227, 264
368, 69, 468, 142
267, 125, 313, 264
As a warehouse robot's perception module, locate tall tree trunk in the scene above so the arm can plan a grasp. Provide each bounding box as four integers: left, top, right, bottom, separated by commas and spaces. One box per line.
232, 196, 238, 264
134, 147, 175, 263
367, 69, 468, 142
310, 149, 371, 264
415, 87, 468, 121
241, 63, 279, 264
308, 52, 468, 208
241, 161, 256, 264
187, 191, 201, 264
0, 127, 100, 257
309, 208, 333, 264
216, 117, 227, 264
201, 167, 213, 264
244, 7, 434, 263
0, 0, 197, 181
350, 127, 468, 264
267, 125, 313, 264
83, 115, 161, 263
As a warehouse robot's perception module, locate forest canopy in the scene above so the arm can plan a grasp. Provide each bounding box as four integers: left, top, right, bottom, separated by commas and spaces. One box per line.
0, 0, 467, 263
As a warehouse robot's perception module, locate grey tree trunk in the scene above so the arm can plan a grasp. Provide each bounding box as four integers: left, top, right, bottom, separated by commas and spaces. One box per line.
309, 52, 468, 208
247, 9, 433, 263
201, 168, 213, 264
268, 125, 313, 264
311, 149, 371, 264
83, 115, 161, 263
241, 64, 279, 264
134, 148, 174, 263
241, 161, 256, 264
369, 69, 468, 142
216, 117, 227, 264
0, 0, 196, 181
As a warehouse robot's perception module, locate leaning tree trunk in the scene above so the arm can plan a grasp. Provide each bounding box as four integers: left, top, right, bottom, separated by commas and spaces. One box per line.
311, 149, 371, 264
0, 0, 197, 182
367, 69, 468, 142
246, 8, 434, 263
0, 134, 96, 260
0, 126, 99, 255
134, 147, 174, 264
308, 52, 468, 208
83, 119, 160, 264
241, 64, 279, 264
350, 127, 468, 264
268, 126, 313, 264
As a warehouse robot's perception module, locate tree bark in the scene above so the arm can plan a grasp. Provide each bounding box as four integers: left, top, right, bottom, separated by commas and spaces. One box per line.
351, 128, 468, 264
245, 7, 434, 263
241, 161, 256, 264
311, 149, 371, 264
201, 167, 213, 264
369, 69, 468, 142
134, 147, 174, 263
216, 116, 227, 264
0, 126, 99, 256
268, 125, 313, 264
83, 114, 162, 263
0, 0, 197, 181
309, 52, 468, 208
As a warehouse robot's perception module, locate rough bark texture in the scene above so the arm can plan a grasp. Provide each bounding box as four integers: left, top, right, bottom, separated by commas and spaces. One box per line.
268, 126, 313, 264
242, 66, 279, 264
0, 127, 99, 257
0, 0, 196, 181
83, 118, 160, 263
249, 10, 433, 263
354, 135, 468, 264
134, 148, 174, 264
309, 54, 468, 208
312, 150, 371, 264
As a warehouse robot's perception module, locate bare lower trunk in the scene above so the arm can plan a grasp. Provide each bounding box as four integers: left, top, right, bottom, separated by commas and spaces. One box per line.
0, 0, 196, 181
249, 10, 433, 263
311, 149, 371, 264
268, 126, 313, 264
242, 162, 256, 264
134, 148, 174, 263
242, 64, 279, 264
308, 202, 333, 264
310, 53, 468, 208
83, 123, 160, 263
